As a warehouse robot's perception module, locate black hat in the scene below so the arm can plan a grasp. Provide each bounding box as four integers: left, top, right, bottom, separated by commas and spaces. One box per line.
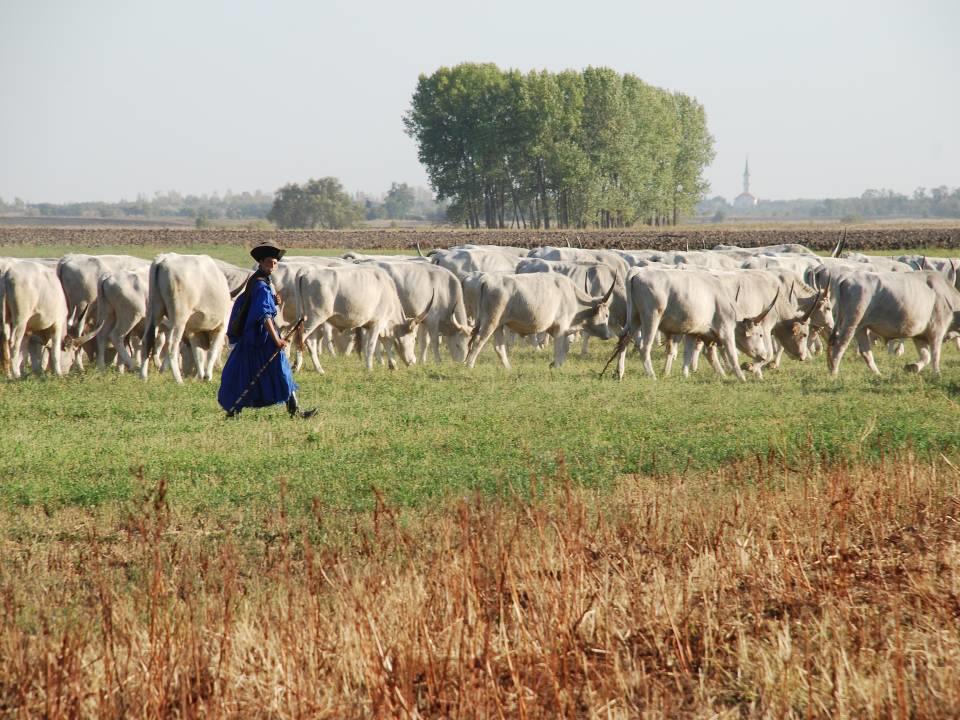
250, 242, 286, 262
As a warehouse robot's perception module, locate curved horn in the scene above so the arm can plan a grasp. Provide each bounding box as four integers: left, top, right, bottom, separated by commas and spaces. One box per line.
598, 276, 617, 305
449, 310, 470, 334
565, 238, 572, 248
415, 291, 435, 324
752, 288, 780, 323
72, 302, 90, 335
920, 255, 927, 270
831, 229, 847, 258
73, 318, 105, 347
798, 289, 822, 324
416, 242, 424, 258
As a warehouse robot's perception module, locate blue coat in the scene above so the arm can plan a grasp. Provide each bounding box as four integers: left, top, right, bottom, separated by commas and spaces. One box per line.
217, 278, 297, 412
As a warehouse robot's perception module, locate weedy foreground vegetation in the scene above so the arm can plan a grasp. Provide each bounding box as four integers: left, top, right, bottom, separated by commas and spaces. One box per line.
2, 453, 960, 717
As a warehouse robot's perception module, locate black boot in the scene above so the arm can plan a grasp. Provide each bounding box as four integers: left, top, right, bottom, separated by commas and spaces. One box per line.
225, 407, 242, 419
287, 393, 317, 419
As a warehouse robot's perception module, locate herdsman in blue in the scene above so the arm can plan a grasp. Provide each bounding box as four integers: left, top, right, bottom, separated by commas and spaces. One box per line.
217, 242, 315, 419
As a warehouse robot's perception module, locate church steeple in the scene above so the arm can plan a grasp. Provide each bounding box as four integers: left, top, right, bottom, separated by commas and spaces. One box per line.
733, 154, 758, 208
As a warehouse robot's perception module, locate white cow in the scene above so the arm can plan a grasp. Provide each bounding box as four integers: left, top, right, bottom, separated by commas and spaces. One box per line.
1, 260, 69, 378
69, 268, 151, 372
614, 267, 771, 382
295, 264, 431, 372
139, 254, 231, 383
432, 248, 527, 278
56, 254, 150, 368
370, 260, 472, 363
828, 270, 960, 376
464, 272, 616, 370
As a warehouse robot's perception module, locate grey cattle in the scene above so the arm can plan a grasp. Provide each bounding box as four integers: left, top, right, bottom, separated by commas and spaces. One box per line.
1, 260, 69, 378
370, 261, 471, 363
828, 270, 960, 376
268, 257, 352, 368
713, 243, 818, 257
678, 269, 824, 377
140, 254, 231, 383
69, 268, 151, 372
515, 257, 626, 355
614, 267, 772, 382
464, 272, 615, 370
212, 259, 252, 297
431, 248, 520, 278
56, 254, 150, 368
294, 264, 431, 372
446, 244, 530, 258
526, 246, 631, 278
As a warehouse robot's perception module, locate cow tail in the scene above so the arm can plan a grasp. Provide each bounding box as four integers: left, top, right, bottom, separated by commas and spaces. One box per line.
472, 281, 485, 343
141, 260, 161, 361
0, 271, 8, 372
295, 270, 307, 352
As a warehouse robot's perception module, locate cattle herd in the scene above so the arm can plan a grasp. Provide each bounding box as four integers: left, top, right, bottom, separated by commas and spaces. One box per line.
2, 236, 960, 384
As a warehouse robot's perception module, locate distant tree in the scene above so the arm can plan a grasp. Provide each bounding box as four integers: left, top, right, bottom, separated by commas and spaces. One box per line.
267, 177, 364, 229
384, 182, 415, 219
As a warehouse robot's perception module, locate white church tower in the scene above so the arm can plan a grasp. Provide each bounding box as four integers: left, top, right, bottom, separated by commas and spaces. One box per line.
733, 156, 758, 208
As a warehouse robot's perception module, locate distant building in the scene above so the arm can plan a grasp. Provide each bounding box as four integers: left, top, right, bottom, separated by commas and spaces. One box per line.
733, 157, 758, 208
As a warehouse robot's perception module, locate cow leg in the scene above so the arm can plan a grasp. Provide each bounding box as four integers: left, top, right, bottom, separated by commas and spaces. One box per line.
430, 326, 442, 363
9, 325, 27, 379
492, 327, 511, 369
416, 324, 428, 364
854, 329, 881, 375
906, 337, 932, 374
928, 335, 945, 375
166, 325, 185, 383
827, 322, 857, 377
550, 332, 570, 369
663, 334, 679, 376
887, 339, 905, 357
706, 343, 726, 377
301, 322, 325, 374
29, 339, 44, 376
638, 311, 663, 379
615, 326, 640, 381
683, 337, 704, 377
205, 328, 227, 381
109, 321, 136, 371
580, 334, 590, 357
49, 328, 64, 377
362, 326, 380, 371
721, 334, 747, 382
466, 318, 500, 370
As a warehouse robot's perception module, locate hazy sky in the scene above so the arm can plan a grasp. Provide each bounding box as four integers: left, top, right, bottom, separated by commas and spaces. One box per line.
2, 0, 957, 204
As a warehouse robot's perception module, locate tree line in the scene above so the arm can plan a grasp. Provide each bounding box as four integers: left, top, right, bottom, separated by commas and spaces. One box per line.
403, 63, 715, 229
700, 186, 960, 222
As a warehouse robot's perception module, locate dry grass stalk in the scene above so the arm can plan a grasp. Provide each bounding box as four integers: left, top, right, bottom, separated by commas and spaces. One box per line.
1, 453, 959, 718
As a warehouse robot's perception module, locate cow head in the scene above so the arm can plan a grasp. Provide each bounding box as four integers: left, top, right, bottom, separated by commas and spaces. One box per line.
445, 311, 472, 362
777, 289, 828, 361
582, 278, 617, 340
735, 289, 779, 362
392, 292, 434, 366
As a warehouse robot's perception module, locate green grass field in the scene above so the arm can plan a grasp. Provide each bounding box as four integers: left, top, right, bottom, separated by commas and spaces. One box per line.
3, 338, 959, 520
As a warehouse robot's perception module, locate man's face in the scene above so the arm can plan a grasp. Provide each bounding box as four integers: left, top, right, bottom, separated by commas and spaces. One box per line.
258, 257, 279, 275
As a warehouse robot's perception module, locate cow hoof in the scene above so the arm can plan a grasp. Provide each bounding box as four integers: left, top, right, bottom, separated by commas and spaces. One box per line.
904, 363, 922, 373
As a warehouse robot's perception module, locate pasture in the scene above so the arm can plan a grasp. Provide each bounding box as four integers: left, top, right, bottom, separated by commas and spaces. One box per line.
3, 238, 960, 717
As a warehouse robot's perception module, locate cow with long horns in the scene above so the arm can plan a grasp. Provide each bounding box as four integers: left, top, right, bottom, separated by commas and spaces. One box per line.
613, 267, 773, 382
465, 272, 617, 370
